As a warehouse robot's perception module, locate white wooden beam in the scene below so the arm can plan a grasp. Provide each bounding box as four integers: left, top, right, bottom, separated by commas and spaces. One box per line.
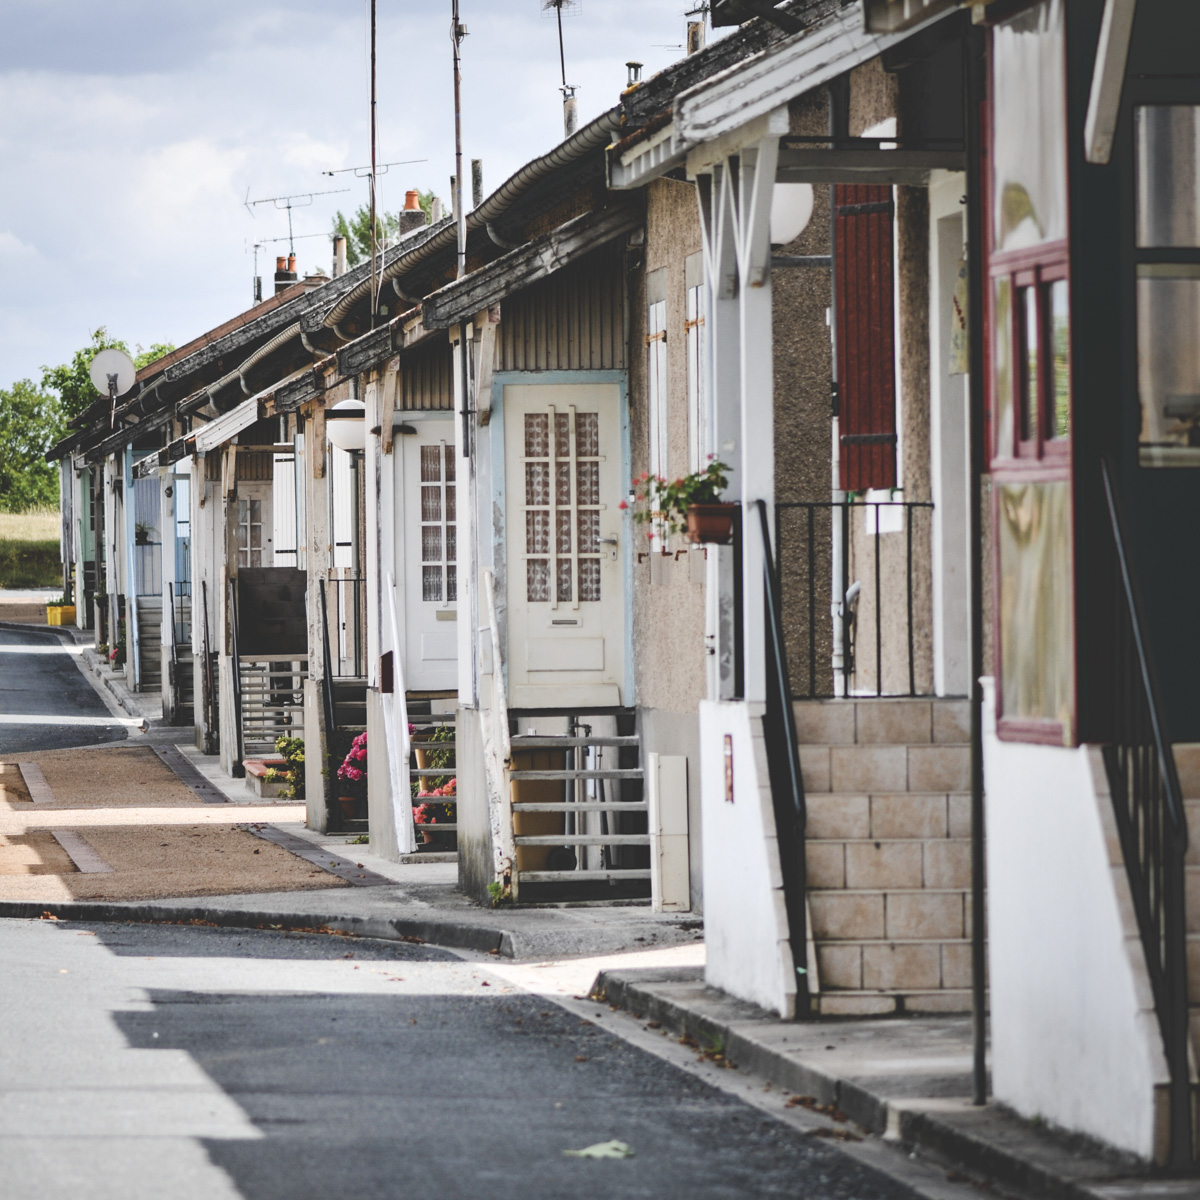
677, 6, 948, 148
1085, 0, 1137, 166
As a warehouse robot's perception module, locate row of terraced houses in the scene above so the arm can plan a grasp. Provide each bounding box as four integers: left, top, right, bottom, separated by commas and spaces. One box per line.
49, 0, 1200, 1169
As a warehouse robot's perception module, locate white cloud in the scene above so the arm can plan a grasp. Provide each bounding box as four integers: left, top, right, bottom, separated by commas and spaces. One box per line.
0, 231, 39, 259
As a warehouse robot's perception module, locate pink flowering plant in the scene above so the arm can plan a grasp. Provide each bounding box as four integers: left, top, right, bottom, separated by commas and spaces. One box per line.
337, 731, 368, 794
621, 458, 730, 536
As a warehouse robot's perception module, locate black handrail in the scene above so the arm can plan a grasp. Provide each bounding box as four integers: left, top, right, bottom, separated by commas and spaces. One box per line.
756, 500, 811, 1017
228, 578, 244, 773
318, 583, 338, 744
201, 579, 216, 752
166, 582, 178, 674
1100, 460, 1192, 1169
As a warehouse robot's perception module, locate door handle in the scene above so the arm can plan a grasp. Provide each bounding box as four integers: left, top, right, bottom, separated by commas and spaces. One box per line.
599, 537, 618, 545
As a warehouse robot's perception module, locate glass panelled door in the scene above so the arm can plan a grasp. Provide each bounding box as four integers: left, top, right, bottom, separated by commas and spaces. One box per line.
401, 421, 458, 691
504, 383, 625, 708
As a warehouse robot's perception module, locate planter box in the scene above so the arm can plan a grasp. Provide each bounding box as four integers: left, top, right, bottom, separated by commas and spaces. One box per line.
686, 502, 737, 545
46, 605, 76, 626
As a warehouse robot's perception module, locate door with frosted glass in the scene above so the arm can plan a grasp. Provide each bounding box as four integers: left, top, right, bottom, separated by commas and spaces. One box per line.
504, 383, 625, 708
401, 424, 457, 691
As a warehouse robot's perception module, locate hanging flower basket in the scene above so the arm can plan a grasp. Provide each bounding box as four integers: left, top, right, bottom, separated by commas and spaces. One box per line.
685, 502, 737, 545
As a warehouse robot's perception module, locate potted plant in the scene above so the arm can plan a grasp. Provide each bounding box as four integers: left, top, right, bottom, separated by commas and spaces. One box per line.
623, 458, 735, 544
265, 735, 305, 800
46, 591, 75, 626
335, 730, 367, 820
413, 777, 456, 848
134, 522, 153, 545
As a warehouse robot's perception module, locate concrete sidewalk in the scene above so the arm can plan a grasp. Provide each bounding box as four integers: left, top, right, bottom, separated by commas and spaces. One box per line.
594, 966, 1195, 1200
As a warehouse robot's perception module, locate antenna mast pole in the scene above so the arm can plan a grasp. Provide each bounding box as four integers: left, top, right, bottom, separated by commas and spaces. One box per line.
369, 0, 379, 321
452, 0, 466, 282
556, 2, 567, 88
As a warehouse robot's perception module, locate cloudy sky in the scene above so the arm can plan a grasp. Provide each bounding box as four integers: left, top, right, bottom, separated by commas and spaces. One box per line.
0, 0, 696, 390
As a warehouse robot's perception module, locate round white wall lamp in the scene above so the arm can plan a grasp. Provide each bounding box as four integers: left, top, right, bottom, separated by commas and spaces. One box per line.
325, 398, 366, 452
770, 182, 815, 247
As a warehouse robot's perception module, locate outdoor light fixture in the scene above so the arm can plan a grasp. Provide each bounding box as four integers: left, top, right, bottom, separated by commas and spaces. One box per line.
770, 182, 815, 246
325, 398, 366, 452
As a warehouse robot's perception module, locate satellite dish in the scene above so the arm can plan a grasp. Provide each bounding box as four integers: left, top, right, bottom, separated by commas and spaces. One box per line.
89, 348, 137, 398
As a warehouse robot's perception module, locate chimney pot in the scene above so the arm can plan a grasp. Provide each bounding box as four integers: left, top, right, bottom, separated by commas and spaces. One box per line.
471, 159, 483, 209
687, 21, 705, 55
404, 189, 421, 211
626, 61, 643, 87
332, 234, 347, 278
276, 256, 287, 272
287, 253, 296, 273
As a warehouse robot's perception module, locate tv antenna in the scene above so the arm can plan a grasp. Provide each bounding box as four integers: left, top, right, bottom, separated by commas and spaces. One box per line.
322, 157, 427, 179
244, 186, 350, 254
89, 348, 137, 430
249, 232, 329, 303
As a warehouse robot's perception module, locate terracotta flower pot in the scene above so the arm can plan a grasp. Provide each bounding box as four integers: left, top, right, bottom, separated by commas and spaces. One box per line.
337, 796, 358, 820
686, 502, 736, 545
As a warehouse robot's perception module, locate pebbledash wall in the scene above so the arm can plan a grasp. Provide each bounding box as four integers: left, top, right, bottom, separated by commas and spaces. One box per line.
981, 680, 1168, 1161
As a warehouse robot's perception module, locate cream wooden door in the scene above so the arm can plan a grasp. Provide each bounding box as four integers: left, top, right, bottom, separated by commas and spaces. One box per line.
504, 383, 625, 708
400, 425, 458, 692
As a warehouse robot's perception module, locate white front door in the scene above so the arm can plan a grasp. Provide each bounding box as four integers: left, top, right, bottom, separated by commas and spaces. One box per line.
400, 424, 457, 691
504, 383, 626, 709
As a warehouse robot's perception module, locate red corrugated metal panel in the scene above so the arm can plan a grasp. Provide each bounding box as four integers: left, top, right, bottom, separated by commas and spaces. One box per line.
835, 184, 897, 492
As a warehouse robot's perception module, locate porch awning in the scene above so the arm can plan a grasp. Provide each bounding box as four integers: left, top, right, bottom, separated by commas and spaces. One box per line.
611, 3, 963, 191
194, 396, 261, 454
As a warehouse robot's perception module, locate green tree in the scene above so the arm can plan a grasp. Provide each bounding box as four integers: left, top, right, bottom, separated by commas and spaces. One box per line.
331, 191, 436, 267
0, 379, 61, 512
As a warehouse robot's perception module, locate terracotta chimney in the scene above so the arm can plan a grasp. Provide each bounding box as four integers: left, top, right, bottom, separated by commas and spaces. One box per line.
398, 188, 426, 236
274, 254, 298, 295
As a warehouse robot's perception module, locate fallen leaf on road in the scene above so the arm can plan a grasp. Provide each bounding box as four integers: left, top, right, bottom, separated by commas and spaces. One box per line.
809, 1127, 861, 1143
39, 912, 59, 921
563, 1140, 634, 1159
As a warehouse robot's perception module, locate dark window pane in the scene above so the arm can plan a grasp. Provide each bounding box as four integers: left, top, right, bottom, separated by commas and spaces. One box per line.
1136, 106, 1200, 248
1047, 280, 1069, 440
1020, 286, 1038, 443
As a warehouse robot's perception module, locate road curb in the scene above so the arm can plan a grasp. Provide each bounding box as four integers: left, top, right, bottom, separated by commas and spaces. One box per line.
597, 969, 1146, 1200
0, 900, 516, 958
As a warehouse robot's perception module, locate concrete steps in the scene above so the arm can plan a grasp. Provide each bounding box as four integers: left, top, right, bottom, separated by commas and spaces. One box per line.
136, 599, 162, 690
796, 697, 974, 1015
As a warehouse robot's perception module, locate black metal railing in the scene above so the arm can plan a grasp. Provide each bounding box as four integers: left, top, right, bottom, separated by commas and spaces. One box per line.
229, 579, 244, 771
318, 583, 338, 749
756, 501, 811, 1017
201, 580, 217, 753
775, 499, 934, 699
1100, 461, 1192, 1169
321, 574, 366, 679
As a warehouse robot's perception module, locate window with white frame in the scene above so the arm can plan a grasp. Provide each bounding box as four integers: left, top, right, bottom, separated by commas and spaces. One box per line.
419, 442, 456, 604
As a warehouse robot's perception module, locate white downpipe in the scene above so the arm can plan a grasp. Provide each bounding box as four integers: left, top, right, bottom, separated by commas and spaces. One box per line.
481, 568, 516, 896
383, 572, 417, 855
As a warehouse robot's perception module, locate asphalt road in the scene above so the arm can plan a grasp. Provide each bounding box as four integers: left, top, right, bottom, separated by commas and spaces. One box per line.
0, 625, 127, 752
2, 920, 926, 1200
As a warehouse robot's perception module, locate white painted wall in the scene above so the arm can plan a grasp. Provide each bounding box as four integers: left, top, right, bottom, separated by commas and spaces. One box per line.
928, 172, 971, 697
699, 698, 796, 1017
982, 678, 1168, 1160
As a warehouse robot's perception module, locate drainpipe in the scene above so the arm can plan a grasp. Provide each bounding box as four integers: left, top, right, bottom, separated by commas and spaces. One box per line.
964, 25, 988, 1109
828, 77, 848, 697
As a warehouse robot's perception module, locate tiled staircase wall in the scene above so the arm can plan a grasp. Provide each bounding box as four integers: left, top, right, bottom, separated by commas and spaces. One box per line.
795, 697, 974, 1015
